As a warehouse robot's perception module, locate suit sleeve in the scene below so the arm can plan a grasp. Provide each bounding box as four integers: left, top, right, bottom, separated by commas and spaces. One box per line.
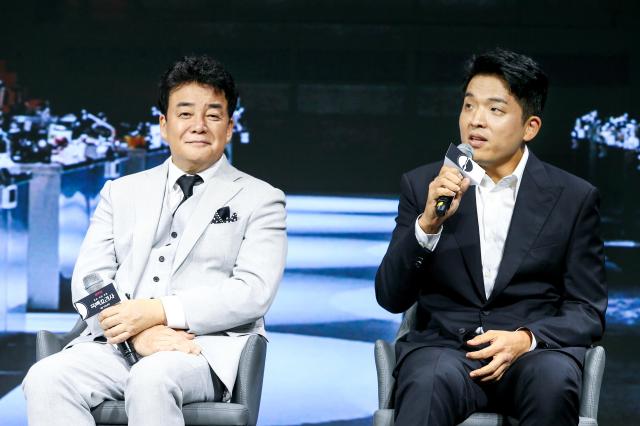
176, 186, 287, 335
375, 173, 432, 314
71, 180, 118, 300
523, 187, 607, 348
70, 180, 118, 334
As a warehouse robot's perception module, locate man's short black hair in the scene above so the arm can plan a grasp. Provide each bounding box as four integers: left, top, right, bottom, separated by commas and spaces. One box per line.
462, 48, 548, 121
158, 55, 238, 118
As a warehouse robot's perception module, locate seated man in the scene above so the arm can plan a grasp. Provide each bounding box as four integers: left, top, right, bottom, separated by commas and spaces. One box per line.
375, 48, 607, 426
23, 55, 287, 425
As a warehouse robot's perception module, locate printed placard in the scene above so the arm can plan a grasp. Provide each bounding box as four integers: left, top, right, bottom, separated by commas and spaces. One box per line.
73, 283, 121, 320
443, 143, 485, 185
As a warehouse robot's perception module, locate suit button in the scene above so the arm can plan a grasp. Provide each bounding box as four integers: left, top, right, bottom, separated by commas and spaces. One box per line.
414, 260, 422, 268
153, 276, 159, 282
458, 328, 466, 335
159, 256, 165, 262
481, 310, 490, 316
171, 232, 178, 238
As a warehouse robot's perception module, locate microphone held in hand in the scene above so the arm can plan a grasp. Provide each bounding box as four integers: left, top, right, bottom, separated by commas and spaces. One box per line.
435, 143, 474, 217
77, 273, 140, 366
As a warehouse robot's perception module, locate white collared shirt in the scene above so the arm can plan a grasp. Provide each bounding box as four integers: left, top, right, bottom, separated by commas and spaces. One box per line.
166, 156, 223, 214
414, 147, 536, 349
475, 146, 528, 299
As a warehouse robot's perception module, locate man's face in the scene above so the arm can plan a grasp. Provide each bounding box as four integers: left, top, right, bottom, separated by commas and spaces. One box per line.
458, 74, 540, 180
160, 82, 233, 174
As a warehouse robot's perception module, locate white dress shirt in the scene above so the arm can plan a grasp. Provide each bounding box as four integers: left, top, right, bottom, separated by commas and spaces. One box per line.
414, 147, 536, 349
165, 157, 223, 215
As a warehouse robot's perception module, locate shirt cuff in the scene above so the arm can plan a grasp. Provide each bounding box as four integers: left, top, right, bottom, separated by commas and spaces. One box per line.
516, 327, 537, 351
160, 296, 188, 329
529, 333, 537, 351
414, 215, 442, 252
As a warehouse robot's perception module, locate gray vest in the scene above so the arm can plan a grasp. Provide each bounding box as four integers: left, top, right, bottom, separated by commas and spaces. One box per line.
136, 185, 202, 299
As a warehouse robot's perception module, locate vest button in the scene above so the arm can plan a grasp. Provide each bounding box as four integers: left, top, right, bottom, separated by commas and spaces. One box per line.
171, 232, 178, 238
153, 276, 159, 282
159, 256, 165, 262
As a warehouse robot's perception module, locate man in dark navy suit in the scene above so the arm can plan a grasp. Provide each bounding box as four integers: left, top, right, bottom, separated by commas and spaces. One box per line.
375, 49, 607, 426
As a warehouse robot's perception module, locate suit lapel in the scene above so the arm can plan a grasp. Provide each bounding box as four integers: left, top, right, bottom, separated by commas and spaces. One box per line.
449, 186, 486, 303
171, 160, 243, 275
130, 162, 168, 296
488, 153, 562, 302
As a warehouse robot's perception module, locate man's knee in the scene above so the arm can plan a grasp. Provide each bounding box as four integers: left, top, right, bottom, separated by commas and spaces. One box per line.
23, 356, 72, 398
511, 351, 582, 414
519, 352, 580, 390
125, 351, 191, 403
395, 348, 484, 425
127, 352, 179, 389
398, 348, 474, 396
23, 358, 55, 396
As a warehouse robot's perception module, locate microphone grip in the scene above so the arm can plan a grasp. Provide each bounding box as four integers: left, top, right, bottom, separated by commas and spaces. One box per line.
117, 341, 139, 366
435, 195, 453, 217
115, 291, 138, 366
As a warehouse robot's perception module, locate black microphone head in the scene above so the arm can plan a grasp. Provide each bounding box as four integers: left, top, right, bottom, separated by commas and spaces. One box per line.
83, 273, 104, 291
457, 143, 474, 159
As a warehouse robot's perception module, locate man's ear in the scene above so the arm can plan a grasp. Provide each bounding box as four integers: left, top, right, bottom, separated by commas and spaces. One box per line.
523, 116, 542, 142
159, 114, 167, 140
226, 118, 234, 143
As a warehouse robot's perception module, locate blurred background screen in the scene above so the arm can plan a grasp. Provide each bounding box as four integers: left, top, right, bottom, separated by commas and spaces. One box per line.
1, 1, 638, 425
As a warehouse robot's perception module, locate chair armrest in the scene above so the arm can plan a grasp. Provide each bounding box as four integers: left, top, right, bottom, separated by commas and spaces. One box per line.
579, 346, 606, 420
231, 334, 267, 426
375, 339, 396, 409
36, 331, 65, 361
36, 319, 87, 361
395, 304, 417, 341
374, 409, 395, 426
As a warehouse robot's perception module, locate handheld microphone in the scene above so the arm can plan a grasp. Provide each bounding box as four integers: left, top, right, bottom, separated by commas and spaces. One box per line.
78, 273, 140, 366
435, 143, 474, 217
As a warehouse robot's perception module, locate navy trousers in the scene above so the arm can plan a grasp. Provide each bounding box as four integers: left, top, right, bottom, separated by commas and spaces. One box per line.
394, 347, 582, 426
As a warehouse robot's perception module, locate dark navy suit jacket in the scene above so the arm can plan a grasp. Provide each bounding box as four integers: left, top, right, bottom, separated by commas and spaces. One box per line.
375, 151, 607, 371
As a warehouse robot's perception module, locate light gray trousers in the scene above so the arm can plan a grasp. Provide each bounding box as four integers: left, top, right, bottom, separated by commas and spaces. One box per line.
22, 342, 217, 426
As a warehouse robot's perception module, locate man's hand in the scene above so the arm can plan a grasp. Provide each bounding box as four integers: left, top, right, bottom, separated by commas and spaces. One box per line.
466, 330, 532, 382
419, 165, 471, 234
99, 299, 167, 344
130, 325, 201, 357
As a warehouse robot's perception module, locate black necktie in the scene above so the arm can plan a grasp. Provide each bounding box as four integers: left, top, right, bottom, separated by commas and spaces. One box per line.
174, 174, 203, 216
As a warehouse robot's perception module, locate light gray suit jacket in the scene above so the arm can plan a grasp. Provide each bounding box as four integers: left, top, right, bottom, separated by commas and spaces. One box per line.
68, 155, 287, 393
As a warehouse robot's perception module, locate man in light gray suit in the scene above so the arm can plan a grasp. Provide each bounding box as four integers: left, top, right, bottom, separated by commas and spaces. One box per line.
23, 55, 287, 425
